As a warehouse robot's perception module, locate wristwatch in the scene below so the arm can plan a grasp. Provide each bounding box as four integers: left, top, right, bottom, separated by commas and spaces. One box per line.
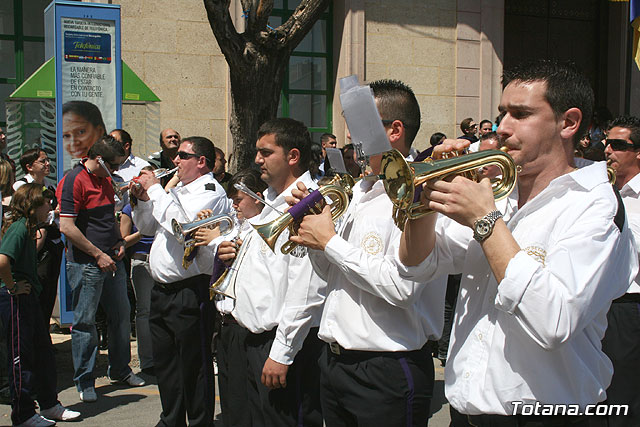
473, 210, 503, 242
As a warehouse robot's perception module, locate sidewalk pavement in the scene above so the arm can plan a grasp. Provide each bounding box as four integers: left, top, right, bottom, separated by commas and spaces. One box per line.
0, 331, 451, 426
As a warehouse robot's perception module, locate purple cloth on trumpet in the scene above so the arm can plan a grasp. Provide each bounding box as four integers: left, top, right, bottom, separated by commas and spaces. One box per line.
210, 254, 226, 285
288, 190, 324, 221
413, 184, 423, 203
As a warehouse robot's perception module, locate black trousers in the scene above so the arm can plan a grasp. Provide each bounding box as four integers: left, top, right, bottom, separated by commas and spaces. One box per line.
0, 289, 59, 425
37, 238, 63, 330
245, 327, 323, 427
319, 343, 434, 427
217, 319, 251, 427
601, 298, 640, 427
150, 275, 214, 427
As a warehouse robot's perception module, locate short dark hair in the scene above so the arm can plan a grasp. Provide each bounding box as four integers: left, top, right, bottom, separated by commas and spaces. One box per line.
62, 101, 106, 132
111, 128, 132, 145
257, 118, 313, 172
607, 116, 640, 147
213, 146, 225, 158
480, 119, 493, 129
228, 168, 267, 199
480, 131, 499, 142
19, 148, 45, 172
429, 132, 446, 147
369, 79, 421, 145
320, 133, 337, 144
502, 59, 594, 145
342, 143, 354, 152
182, 136, 216, 170
460, 118, 474, 133
87, 135, 126, 161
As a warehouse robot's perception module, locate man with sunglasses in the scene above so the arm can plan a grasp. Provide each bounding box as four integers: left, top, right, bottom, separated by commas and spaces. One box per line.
602, 115, 640, 426
57, 135, 145, 404
131, 136, 231, 427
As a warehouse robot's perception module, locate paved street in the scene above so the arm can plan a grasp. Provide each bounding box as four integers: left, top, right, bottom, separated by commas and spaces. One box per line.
0, 331, 451, 426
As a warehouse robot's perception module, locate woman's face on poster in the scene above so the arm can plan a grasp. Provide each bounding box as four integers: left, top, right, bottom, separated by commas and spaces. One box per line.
62, 112, 104, 158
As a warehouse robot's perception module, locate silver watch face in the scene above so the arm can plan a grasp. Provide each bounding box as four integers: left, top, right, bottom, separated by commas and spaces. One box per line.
475, 218, 492, 238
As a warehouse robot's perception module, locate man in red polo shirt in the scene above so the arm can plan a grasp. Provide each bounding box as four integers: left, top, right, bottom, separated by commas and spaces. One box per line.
57, 135, 145, 403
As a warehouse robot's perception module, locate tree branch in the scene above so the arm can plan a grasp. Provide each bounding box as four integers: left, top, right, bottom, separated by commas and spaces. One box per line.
203, 0, 246, 69
277, 0, 330, 50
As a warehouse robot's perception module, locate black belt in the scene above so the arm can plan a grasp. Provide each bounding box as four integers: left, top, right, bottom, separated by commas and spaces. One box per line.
612, 293, 640, 304
155, 274, 210, 292
131, 253, 149, 262
327, 342, 425, 359
221, 313, 237, 325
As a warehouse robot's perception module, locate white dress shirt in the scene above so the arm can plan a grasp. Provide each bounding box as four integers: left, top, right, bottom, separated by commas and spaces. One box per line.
13, 174, 55, 191
618, 172, 640, 294
231, 171, 326, 365
132, 173, 231, 283
311, 179, 447, 351
117, 153, 151, 182
398, 161, 638, 415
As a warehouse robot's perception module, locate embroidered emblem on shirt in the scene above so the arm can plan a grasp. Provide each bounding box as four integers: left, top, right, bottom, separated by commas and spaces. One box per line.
522, 245, 546, 267
205, 183, 217, 191
260, 240, 269, 254
361, 232, 383, 255
288, 245, 308, 258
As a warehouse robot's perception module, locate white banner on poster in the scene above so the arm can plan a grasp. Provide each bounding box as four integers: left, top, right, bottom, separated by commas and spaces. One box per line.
60, 17, 116, 169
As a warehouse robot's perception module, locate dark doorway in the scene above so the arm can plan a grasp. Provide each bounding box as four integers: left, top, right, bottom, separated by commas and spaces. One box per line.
504, 0, 608, 105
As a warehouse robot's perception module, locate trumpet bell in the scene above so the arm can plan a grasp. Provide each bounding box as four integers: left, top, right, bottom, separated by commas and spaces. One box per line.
172, 213, 235, 246
381, 149, 518, 227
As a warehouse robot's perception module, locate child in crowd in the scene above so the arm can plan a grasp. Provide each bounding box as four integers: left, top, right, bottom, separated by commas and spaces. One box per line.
0, 184, 80, 426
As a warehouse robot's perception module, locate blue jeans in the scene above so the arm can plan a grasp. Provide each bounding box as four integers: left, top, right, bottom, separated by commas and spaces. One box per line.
67, 260, 132, 391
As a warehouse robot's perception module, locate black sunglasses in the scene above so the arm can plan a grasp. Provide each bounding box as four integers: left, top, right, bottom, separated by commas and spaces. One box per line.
177, 151, 200, 160
605, 139, 638, 151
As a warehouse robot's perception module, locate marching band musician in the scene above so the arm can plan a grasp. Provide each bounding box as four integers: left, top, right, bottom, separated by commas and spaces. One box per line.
397, 60, 638, 426
195, 169, 267, 427
289, 80, 447, 426
131, 136, 231, 427
217, 118, 325, 426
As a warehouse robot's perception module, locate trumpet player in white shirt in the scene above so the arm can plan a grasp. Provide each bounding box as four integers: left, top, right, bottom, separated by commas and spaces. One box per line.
289, 80, 447, 426
217, 118, 325, 426
131, 136, 231, 427
397, 60, 638, 426
195, 169, 267, 427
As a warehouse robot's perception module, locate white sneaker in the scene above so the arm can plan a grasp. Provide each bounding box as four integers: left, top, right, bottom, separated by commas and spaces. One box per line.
15, 413, 56, 426
40, 403, 81, 421
79, 387, 97, 402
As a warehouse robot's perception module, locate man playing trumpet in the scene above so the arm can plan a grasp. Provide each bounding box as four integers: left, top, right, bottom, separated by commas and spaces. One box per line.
398, 60, 638, 426
216, 118, 325, 426
289, 79, 447, 426
131, 136, 230, 427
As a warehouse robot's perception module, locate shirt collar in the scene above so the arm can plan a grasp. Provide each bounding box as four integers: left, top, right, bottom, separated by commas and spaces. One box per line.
176, 172, 212, 194
621, 172, 640, 197
552, 160, 608, 191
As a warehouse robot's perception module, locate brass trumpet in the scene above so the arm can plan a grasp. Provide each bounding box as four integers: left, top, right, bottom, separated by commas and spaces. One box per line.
172, 213, 235, 248
253, 184, 350, 255
606, 160, 616, 185
380, 148, 518, 229
209, 237, 247, 300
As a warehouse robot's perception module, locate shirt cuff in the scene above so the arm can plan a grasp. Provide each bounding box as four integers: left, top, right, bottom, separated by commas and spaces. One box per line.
324, 234, 352, 267
495, 250, 541, 314
147, 183, 165, 201
268, 337, 295, 365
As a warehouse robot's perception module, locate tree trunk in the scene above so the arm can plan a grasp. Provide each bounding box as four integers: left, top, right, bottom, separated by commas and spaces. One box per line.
204, 0, 330, 171
227, 48, 289, 171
